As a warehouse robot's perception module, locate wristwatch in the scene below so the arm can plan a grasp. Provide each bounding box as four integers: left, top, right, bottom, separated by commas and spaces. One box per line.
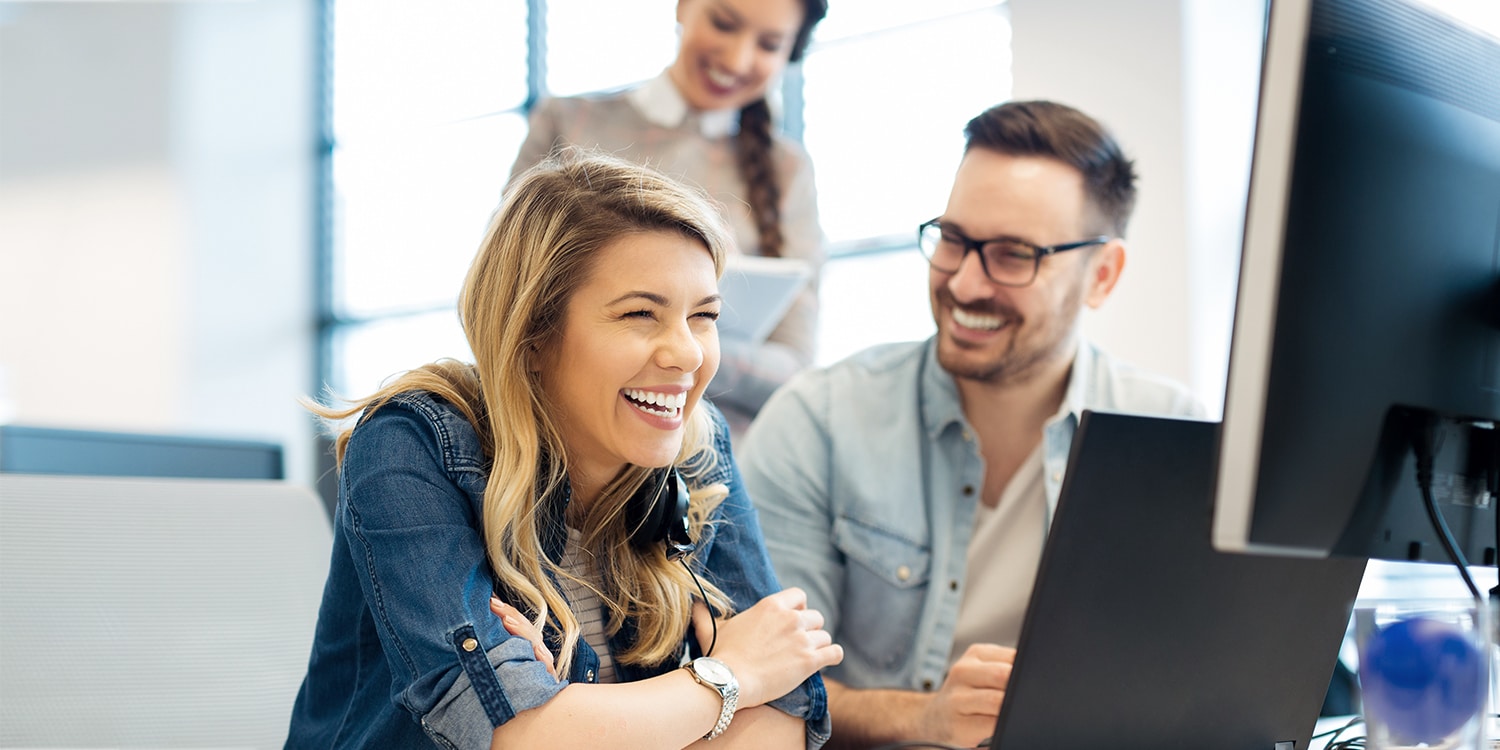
683, 656, 739, 740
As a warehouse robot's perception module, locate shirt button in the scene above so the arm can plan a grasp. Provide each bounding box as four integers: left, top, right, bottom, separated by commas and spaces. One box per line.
961, 429, 973, 442
949, 579, 959, 591
1051, 470, 1063, 483
962, 485, 975, 497
921, 679, 935, 691
895, 565, 912, 581
461, 638, 478, 652
586, 668, 596, 682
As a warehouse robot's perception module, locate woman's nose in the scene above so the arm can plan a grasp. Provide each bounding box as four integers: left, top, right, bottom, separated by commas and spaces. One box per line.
655, 321, 706, 372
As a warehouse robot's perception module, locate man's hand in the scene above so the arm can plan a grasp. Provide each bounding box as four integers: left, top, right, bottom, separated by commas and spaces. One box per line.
917, 643, 1015, 747
824, 642, 1015, 749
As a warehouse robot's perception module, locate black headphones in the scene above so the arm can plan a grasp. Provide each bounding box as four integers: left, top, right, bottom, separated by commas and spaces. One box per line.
624, 468, 695, 560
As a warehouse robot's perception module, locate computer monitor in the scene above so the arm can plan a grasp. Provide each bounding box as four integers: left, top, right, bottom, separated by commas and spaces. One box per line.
0, 424, 284, 480
1212, 0, 1500, 563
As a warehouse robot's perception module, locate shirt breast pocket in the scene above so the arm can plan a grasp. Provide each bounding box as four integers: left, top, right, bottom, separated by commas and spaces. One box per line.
832, 515, 930, 670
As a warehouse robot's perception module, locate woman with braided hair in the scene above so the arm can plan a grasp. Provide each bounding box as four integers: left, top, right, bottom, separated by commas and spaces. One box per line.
510, 0, 828, 434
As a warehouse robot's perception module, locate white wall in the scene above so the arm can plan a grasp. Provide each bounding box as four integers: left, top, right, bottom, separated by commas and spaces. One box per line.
0, 1, 320, 482
1009, 0, 1267, 416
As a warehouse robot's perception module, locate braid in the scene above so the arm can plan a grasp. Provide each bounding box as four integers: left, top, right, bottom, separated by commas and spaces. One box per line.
733, 97, 784, 258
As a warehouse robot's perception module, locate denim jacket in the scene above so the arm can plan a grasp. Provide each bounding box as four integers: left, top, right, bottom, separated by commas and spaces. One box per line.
739, 338, 1205, 693
285, 392, 829, 749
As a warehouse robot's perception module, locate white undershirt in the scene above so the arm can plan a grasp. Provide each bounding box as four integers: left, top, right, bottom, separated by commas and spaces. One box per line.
558, 528, 619, 683
948, 443, 1047, 662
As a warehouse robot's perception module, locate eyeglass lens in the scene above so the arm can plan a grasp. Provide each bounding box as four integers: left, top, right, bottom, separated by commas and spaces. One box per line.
922, 225, 1037, 284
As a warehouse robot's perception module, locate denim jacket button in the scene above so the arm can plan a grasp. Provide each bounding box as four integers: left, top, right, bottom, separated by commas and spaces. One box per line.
896, 565, 911, 582
461, 638, 479, 652
586, 668, 597, 682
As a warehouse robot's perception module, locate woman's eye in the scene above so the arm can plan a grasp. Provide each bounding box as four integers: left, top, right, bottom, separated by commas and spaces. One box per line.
695, 310, 721, 322
758, 38, 784, 53
623, 309, 655, 320
711, 15, 735, 32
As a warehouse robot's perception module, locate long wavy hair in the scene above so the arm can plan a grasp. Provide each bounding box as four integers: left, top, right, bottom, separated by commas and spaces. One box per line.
312, 150, 737, 675
734, 0, 827, 258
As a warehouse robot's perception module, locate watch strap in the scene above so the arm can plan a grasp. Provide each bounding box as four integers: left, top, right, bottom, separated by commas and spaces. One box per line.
683, 662, 738, 740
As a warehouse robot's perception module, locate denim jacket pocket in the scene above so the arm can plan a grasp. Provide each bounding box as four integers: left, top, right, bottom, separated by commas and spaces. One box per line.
831, 515, 930, 670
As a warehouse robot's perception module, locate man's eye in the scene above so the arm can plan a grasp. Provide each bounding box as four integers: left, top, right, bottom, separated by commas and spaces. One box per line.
990, 243, 1036, 262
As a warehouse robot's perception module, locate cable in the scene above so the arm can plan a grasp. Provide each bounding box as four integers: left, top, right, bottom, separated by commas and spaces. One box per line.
867, 743, 980, 750
680, 557, 718, 657
1411, 415, 1482, 603
1314, 716, 1365, 749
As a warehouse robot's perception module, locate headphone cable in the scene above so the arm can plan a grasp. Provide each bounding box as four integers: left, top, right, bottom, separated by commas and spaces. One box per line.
681, 557, 718, 657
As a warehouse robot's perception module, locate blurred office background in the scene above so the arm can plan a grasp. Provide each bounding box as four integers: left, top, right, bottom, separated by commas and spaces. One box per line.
0, 0, 1266, 486
2, 0, 1495, 486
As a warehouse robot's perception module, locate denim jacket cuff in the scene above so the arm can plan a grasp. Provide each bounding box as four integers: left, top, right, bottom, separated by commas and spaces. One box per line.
421, 636, 566, 749
765, 671, 831, 750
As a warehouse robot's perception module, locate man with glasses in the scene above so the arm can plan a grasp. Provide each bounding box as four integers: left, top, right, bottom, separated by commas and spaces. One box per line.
739, 100, 1205, 748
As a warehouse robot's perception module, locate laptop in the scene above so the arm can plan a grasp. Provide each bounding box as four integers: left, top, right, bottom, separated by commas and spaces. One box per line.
988, 411, 1367, 750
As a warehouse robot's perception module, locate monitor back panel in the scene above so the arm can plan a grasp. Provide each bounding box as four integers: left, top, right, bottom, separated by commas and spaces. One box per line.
991, 412, 1367, 750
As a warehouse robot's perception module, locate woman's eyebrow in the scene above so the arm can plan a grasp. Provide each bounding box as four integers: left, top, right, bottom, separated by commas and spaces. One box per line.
606, 291, 668, 306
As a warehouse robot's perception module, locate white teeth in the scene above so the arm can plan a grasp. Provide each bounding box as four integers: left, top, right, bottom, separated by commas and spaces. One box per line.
953, 308, 1004, 331
624, 389, 686, 416
707, 68, 737, 88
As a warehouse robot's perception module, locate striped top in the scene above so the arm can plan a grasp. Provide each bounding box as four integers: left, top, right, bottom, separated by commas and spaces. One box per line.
558, 528, 618, 684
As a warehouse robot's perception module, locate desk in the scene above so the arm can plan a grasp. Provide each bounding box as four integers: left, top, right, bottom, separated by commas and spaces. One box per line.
1311, 715, 1500, 749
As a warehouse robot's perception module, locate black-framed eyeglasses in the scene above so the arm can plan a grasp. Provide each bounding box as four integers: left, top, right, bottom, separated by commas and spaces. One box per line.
917, 219, 1111, 287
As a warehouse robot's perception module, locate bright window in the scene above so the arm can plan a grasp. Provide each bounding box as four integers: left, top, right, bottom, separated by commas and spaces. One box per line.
323, 1, 1012, 395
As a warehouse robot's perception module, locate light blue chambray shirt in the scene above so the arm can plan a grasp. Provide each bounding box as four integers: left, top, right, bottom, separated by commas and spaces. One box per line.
739, 337, 1205, 692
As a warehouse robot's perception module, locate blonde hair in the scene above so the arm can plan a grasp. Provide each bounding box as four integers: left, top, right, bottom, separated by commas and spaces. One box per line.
312, 150, 737, 675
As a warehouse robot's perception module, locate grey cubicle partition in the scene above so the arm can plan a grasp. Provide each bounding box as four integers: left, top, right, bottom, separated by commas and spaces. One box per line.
0, 474, 330, 746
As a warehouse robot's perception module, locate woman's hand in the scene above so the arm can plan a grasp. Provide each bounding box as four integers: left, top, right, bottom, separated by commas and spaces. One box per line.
491, 596, 558, 679
693, 587, 843, 709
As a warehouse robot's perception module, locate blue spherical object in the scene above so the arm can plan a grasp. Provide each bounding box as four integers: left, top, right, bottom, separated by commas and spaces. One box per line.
1359, 615, 1485, 744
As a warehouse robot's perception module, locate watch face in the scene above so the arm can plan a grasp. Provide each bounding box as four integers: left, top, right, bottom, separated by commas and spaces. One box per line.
695, 657, 732, 685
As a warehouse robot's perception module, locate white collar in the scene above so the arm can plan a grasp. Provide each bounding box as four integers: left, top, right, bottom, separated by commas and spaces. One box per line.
627, 70, 739, 138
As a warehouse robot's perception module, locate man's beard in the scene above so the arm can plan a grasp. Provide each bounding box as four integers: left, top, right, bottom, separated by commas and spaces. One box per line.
933, 285, 1083, 387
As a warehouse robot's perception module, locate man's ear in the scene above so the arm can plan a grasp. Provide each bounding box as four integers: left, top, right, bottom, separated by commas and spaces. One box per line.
1083, 239, 1126, 309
